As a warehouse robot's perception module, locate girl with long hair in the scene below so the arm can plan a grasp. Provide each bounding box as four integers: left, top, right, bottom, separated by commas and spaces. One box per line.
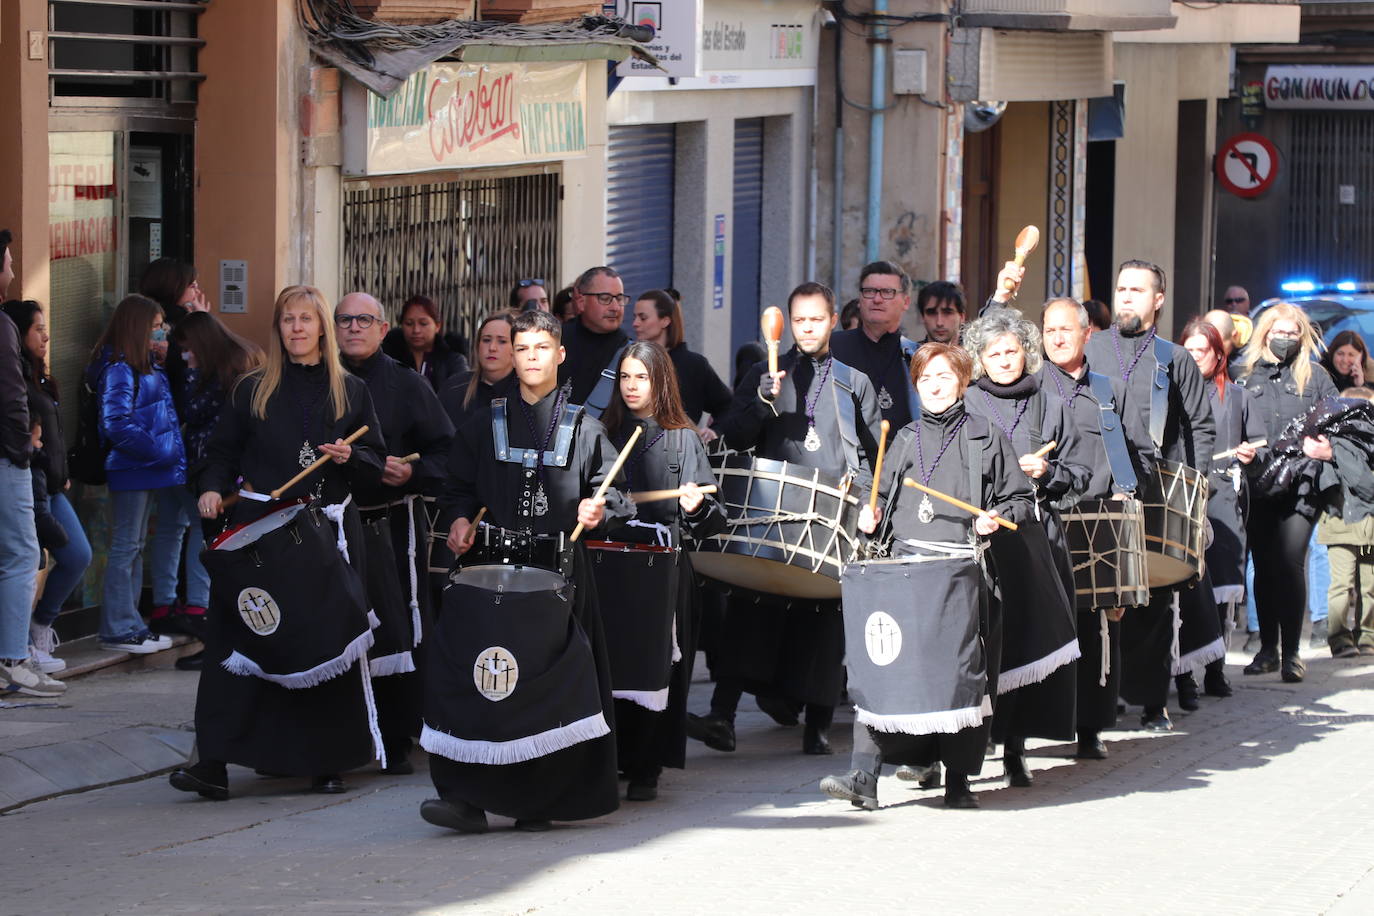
630, 290, 732, 436
382, 294, 468, 392
170, 285, 386, 799
600, 341, 725, 802
1236, 302, 1339, 681
1, 299, 92, 676
86, 294, 187, 655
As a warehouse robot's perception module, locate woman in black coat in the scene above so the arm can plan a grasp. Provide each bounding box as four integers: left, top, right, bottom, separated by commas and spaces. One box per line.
382, 294, 468, 393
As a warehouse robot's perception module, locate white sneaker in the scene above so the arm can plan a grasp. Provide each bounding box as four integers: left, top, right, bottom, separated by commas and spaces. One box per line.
99, 632, 174, 655
29, 624, 67, 674
1, 658, 66, 697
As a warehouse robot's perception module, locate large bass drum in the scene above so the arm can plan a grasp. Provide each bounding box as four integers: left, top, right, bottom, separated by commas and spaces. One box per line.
1062, 497, 1150, 610
691, 455, 860, 600
1141, 459, 1209, 588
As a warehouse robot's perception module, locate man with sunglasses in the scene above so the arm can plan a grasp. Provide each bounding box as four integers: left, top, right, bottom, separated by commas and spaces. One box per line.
1221, 286, 1250, 316
830, 260, 921, 429
559, 266, 630, 408
509, 279, 550, 312
336, 292, 455, 772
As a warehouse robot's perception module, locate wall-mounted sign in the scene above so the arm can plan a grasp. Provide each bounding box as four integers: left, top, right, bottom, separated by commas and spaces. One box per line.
612, 0, 703, 79
1264, 65, 1374, 111
1216, 132, 1279, 199
616, 0, 818, 91
343, 61, 587, 176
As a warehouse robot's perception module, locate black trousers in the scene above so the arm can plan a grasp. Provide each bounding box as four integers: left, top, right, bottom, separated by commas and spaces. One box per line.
1249, 496, 1315, 657
709, 680, 834, 730
1119, 588, 1175, 710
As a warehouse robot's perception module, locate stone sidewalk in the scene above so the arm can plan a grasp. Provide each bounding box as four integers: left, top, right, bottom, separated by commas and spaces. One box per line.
5, 644, 1374, 914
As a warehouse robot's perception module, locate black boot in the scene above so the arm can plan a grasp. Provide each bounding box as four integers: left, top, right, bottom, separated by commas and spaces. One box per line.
1281, 652, 1306, 683
1175, 673, 1200, 711
802, 723, 833, 755
1076, 731, 1108, 760
1003, 736, 1032, 788
943, 771, 978, 809
819, 769, 878, 810
420, 797, 489, 833
1244, 647, 1279, 675
1203, 661, 1233, 697
1140, 706, 1173, 731
686, 713, 736, 752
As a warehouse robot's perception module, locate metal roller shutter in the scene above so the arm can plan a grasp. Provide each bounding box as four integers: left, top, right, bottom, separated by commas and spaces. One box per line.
606, 124, 677, 304
731, 118, 764, 355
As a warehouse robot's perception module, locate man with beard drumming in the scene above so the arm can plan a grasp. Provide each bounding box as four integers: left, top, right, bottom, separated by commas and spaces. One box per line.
689, 282, 881, 755
336, 292, 454, 774
1082, 261, 1214, 731
419, 309, 633, 834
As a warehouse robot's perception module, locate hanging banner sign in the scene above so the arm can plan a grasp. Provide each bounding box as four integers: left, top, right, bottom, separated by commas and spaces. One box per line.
343, 61, 588, 176
1264, 65, 1374, 110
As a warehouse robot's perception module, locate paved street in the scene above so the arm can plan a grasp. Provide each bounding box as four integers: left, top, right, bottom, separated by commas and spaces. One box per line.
6, 645, 1374, 915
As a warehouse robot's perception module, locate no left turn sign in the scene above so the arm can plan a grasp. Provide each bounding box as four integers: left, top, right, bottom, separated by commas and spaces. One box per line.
1217, 132, 1279, 198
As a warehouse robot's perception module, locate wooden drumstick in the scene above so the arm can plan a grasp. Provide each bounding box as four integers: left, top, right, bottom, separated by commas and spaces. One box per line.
1212, 438, 1267, 461
1031, 440, 1057, 459
761, 306, 785, 377
397, 452, 421, 465
1001, 225, 1041, 292
570, 425, 643, 542
628, 484, 719, 504
902, 477, 1019, 532
869, 419, 890, 513
270, 425, 370, 499
472, 507, 487, 526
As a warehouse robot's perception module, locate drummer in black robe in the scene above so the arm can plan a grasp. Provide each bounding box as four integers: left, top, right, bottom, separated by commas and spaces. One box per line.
1080, 260, 1214, 732
337, 292, 455, 774
962, 307, 1087, 789
829, 260, 922, 431
1180, 318, 1261, 700
559, 266, 630, 407
1039, 297, 1142, 760
599, 341, 726, 801
820, 343, 1034, 809
170, 285, 386, 800
690, 281, 882, 755
419, 309, 634, 834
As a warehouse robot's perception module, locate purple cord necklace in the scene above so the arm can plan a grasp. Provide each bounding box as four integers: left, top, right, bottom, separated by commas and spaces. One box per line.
913, 413, 968, 523
1112, 326, 1157, 384
979, 389, 1031, 440
803, 356, 833, 452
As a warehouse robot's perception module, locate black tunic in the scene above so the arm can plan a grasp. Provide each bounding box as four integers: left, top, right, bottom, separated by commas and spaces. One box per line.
427, 386, 634, 822
1207, 381, 1263, 595
382, 328, 468, 394
195, 361, 388, 775
559, 319, 629, 405
669, 342, 732, 425
1037, 360, 1136, 502
829, 327, 918, 430
605, 418, 727, 777
709, 347, 882, 709
870, 403, 1034, 773
438, 369, 518, 432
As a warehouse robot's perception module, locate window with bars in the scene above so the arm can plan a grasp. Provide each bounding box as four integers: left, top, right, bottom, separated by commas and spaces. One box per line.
1285, 112, 1374, 282
48, 0, 206, 108
341, 171, 562, 345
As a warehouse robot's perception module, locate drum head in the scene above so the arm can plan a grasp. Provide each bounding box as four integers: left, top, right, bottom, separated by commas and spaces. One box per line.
211, 499, 310, 551
452, 564, 566, 593
691, 553, 841, 600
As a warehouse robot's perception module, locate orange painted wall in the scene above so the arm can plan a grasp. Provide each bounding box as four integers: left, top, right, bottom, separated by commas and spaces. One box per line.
0, 0, 53, 300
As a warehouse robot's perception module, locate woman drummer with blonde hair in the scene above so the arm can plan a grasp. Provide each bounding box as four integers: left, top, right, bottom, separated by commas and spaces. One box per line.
170, 285, 387, 801
1236, 302, 1339, 683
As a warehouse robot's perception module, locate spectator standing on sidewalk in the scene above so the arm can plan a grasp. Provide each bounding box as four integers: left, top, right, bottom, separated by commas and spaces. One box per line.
2, 299, 92, 675
0, 230, 61, 697
1315, 386, 1374, 657
87, 294, 186, 654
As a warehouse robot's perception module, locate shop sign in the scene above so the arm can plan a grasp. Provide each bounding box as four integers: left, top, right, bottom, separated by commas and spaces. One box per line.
613, 0, 704, 79
1264, 65, 1374, 110
344, 61, 587, 176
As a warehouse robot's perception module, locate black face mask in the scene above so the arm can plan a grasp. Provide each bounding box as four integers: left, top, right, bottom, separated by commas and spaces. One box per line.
1269, 337, 1299, 363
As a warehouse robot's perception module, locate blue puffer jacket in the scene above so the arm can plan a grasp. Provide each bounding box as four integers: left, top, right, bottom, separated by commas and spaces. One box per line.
91, 352, 186, 491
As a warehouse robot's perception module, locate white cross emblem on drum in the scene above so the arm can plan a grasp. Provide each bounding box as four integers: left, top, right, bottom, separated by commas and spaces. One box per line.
474, 646, 519, 701
864, 611, 902, 666
237, 587, 281, 636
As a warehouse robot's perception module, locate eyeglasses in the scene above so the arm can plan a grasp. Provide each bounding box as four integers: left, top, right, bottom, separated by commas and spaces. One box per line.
860, 287, 903, 300
335, 313, 379, 329
517, 278, 546, 289
1269, 328, 1302, 340
579, 291, 630, 307
1223, 297, 1248, 305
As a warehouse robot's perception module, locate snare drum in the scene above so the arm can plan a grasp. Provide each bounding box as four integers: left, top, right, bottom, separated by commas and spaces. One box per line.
586, 539, 679, 710
1062, 498, 1150, 610
1141, 459, 1209, 588
692, 455, 861, 600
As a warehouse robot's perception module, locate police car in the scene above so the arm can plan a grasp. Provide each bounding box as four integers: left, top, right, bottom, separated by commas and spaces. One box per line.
1255, 281, 1374, 345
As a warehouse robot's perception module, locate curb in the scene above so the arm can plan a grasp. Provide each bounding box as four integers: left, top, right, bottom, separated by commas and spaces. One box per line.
0, 724, 194, 813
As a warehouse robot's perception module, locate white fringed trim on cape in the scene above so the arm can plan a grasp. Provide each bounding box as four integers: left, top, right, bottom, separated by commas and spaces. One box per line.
359, 656, 386, 769
1214, 584, 1246, 606
220, 626, 375, 689
1172, 636, 1226, 675
419, 712, 610, 766
368, 651, 416, 678
612, 687, 670, 711
997, 638, 1082, 695
856, 700, 989, 736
